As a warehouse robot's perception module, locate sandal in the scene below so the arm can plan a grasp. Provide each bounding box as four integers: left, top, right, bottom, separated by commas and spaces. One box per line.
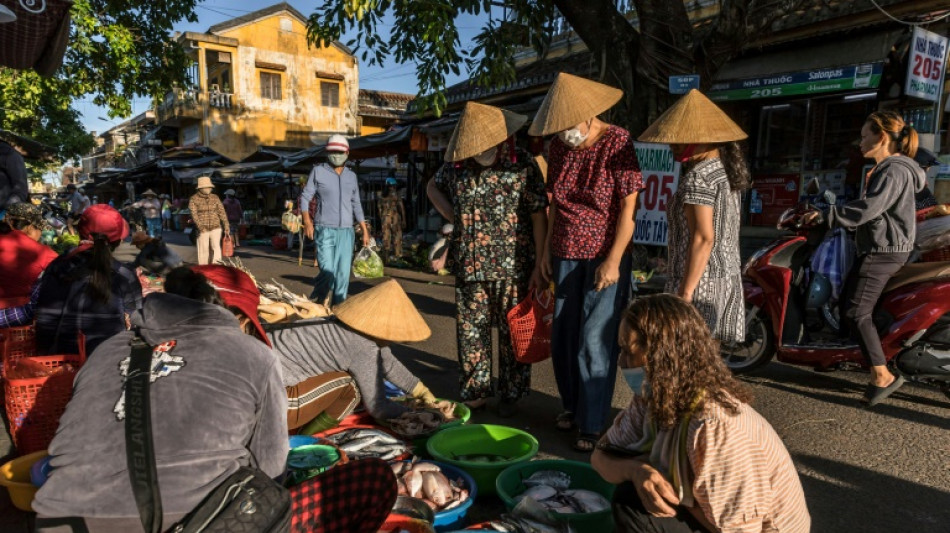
555, 411, 575, 432
573, 433, 598, 453
865, 375, 905, 407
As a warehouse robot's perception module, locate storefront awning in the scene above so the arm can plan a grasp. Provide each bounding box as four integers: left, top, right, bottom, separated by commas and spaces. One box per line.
282, 127, 416, 172
709, 29, 905, 102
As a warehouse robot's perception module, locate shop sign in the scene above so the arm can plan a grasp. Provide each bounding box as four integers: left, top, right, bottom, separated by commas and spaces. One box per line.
632, 142, 680, 246
749, 174, 799, 226
708, 63, 882, 101
669, 75, 700, 94
905, 27, 948, 102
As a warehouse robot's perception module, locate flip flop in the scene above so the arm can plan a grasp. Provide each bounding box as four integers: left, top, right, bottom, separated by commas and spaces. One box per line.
555, 411, 575, 431
573, 433, 598, 453
865, 375, 905, 407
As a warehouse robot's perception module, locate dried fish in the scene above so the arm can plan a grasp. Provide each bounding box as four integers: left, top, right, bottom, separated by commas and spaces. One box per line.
387, 409, 445, 437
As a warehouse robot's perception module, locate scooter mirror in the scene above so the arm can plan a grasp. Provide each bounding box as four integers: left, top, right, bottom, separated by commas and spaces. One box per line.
822, 189, 837, 205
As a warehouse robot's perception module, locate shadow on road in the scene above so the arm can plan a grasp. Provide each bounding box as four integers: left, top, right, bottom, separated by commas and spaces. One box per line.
798, 453, 950, 532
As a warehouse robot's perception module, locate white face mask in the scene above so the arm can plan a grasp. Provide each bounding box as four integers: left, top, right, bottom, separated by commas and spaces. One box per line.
327, 152, 348, 167
558, 123, 590, 148
472, 146, 498, 167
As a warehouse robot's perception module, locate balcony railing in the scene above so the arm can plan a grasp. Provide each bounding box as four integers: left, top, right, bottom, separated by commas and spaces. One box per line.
157, 88, 241, 123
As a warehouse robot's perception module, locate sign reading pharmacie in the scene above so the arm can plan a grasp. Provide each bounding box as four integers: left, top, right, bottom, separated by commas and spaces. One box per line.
905, 26, 948, 102
708, 63, 882, 102
632, 143, 681, 247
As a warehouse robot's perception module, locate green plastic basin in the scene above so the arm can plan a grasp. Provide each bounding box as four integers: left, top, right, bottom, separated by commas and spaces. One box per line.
496, 459, 616, 532
425, 424, 538, 497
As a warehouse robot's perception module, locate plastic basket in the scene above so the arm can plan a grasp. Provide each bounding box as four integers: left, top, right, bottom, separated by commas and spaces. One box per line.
0, 325, 37, 377
506, 290, 553, 364
5, 354, 85, 454
921, 246, 950, 263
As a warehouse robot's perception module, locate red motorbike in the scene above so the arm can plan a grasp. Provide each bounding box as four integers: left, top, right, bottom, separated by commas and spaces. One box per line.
724, 189, 950, 398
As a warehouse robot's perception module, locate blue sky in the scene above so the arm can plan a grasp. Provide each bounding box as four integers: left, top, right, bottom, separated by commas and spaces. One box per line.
78, 0, 489, 135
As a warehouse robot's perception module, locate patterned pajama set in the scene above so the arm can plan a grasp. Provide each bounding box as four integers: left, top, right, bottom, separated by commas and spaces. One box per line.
434, 156, 547, 402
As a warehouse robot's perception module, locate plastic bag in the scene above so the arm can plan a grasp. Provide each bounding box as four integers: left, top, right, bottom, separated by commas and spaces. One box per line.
281, 210, 302, 233
810, 228, 855, 300
507, 289, 554, 364
428, 237, 449, 272
221, 235, 234, 257
916, 215, 950, 252
352, 246, 384, 278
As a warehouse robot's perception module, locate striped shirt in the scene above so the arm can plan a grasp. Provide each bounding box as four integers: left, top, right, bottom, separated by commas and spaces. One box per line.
606, 396, 811, 533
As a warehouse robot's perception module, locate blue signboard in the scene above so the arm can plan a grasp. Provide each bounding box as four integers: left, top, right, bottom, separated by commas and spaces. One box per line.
669, 75, 700, 94
708, 63, 883, 101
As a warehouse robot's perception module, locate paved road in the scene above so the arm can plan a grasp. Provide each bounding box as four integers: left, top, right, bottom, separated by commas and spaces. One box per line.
3, 233, 949, 531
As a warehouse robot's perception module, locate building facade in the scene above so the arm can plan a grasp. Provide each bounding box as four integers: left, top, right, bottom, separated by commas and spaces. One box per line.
155, 2, 359, 161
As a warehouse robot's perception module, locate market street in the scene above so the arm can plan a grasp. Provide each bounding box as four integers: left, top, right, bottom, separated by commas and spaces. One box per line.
3, 234, 950, 531
215, 239, 950, 531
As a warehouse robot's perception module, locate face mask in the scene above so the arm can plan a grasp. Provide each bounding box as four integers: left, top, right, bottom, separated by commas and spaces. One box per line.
622, 367, 647, 395
558, 125, 590, 148
676, 144, 698, 163
472, 146, 498, 167
327, 153, 348, 167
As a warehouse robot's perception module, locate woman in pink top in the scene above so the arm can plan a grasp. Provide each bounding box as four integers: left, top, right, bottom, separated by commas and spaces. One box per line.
592, 295, 810, 533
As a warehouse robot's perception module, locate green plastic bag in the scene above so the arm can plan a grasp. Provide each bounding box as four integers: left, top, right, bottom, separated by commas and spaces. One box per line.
352, 246, 384, 278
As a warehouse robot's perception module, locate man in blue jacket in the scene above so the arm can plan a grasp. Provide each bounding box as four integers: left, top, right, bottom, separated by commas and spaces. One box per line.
301, 134, 370, 305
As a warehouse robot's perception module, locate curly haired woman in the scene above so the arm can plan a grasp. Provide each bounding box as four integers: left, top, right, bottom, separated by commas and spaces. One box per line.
592, 295, 809, 532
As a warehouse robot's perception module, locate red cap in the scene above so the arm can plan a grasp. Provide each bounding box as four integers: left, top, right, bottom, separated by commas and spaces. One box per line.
78, 204, 130, 243
190, 265, 271, 347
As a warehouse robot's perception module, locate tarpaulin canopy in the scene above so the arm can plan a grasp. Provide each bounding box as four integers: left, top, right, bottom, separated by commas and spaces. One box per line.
0, 0, 72, 76
0, 129, 55, 160
282, 127, 415, 172
92, 146, 234, 185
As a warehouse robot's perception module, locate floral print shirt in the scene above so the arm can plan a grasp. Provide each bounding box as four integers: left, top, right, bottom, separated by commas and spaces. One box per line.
547, 125, 643, 259
435, 156, 548, 282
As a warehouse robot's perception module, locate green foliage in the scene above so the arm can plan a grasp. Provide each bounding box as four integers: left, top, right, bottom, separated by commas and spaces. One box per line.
0, 0, 200, 165
306, 0, 556, 116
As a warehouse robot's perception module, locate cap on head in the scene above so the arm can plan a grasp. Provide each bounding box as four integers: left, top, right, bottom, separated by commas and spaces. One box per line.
78, 204, 130, 243
131, 231, 151, 247
196, 176, 214, 191
332, 278, 431, 343
385, 177, 398, 186
326, 134, 349, 153
224, 189, 236, 196
189, 265, 271, 347
142, 189, 158, 197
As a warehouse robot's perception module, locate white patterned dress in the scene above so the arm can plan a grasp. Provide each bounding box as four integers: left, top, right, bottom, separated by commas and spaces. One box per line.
665, 158, 745, 344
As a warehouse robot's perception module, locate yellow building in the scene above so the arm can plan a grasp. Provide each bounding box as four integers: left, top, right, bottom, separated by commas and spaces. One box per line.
156, 2, 359, 160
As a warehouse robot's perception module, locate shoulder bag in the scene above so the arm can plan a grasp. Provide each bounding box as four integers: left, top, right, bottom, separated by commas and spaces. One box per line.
125, 333, 291, 533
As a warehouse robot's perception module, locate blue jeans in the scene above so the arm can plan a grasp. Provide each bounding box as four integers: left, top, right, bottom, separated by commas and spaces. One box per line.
310, 226, 355, 305
145, 217, 162, 238
551, 253, 632, 435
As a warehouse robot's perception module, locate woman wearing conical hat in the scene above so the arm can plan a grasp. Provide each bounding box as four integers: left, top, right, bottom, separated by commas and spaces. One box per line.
530, 72, 643, 452
427, 102, 548, 417
639, 89, 750, 345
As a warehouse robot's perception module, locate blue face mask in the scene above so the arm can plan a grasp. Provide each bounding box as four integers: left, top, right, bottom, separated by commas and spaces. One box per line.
622, 367, 647, 395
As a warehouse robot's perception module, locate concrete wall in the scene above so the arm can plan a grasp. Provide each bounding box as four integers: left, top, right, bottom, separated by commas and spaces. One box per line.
189, 12, 359, 160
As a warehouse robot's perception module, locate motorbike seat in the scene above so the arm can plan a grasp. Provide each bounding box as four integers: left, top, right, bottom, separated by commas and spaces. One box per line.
885, 261, 950, 292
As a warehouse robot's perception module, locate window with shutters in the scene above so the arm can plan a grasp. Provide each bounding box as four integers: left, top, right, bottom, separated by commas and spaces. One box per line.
321, 81, 340, 107
260, 71, 282, 100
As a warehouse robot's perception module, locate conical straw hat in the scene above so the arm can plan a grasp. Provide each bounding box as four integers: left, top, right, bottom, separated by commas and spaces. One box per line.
638, 89, 747, 144
333, 278, 431, 343
445, 102, 527, 162
528, 72, 623, 136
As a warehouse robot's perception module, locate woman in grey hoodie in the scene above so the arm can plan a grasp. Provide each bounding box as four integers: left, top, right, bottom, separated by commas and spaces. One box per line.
807, 110, 925, 406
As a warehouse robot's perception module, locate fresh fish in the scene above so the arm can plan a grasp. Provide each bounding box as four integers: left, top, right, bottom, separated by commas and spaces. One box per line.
404, 470, 423, 499
338, 436, 379, 452
515, 484, 558, 504
562, 489, 610, 513
411, 462, 441, 473
455, 453, 510, 463
422, 471, 450, 506
327, 428, 400, 445
522, 470, 572, 490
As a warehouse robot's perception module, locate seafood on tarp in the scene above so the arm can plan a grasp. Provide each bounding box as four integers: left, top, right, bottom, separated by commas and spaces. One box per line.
514, 471, 610, 514
387, 410, 445, 437
322, 428, 408, 461
399, 397, 458, 421
393, 460, 470, 513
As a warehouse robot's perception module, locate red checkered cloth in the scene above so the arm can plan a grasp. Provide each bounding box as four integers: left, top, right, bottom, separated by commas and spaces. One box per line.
290, 458, 397, 533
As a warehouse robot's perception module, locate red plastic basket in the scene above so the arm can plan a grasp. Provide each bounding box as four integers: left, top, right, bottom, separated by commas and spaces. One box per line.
0, 326, 37, 375
4, 353, 85, 454
921, 246, 950, 263
506, 289, 554, 364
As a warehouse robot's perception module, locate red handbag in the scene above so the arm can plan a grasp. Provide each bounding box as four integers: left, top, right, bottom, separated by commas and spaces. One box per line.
221, 235, 234, 257
506, 289, 554, 364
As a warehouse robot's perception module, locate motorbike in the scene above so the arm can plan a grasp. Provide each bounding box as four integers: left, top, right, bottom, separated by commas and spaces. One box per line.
39, 199, 68, 235
724, 180, 950, 398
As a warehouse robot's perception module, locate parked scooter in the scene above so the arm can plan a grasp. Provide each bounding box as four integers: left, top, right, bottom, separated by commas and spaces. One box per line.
724, 180, 950, 398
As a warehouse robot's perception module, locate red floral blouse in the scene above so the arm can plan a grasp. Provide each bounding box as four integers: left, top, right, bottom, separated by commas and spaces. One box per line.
547, 125, 643, 259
